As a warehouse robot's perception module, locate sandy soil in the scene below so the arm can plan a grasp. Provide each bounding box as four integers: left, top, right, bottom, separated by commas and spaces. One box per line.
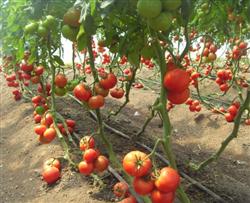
1, 72, 250, 203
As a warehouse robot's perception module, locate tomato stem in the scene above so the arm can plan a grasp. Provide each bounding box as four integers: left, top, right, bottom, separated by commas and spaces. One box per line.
152, 30, 191, 203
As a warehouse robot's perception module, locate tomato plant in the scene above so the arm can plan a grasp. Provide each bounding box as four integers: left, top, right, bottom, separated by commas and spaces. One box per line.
1, 0, 250, 202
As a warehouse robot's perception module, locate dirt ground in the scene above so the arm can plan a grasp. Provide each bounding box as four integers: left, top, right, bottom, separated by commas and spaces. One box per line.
1, 72, 250, 203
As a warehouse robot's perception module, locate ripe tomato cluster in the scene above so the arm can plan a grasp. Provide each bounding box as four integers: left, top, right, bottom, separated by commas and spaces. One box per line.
185, 99, 202, 112
42, 158, 61, 184
4, 72, 21, 100
121, 151, 180, 203
224, 102, 240, 122
215, 69, 232, 92
32, 95, 77, 143
164, 63, 190, 105
78, 136, 109, 175
73, 71, 126, 109
231, 40, 248, 60
202, 41, 217, 63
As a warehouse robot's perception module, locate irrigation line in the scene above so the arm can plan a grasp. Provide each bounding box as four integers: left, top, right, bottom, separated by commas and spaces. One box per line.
88, 111, 227, 203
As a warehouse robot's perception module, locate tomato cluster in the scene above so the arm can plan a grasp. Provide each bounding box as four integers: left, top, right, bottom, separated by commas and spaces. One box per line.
42, 158, 61, 184
231, 40, 248, 60
224, 102, 240, 122
164, 63, 190, 105
55, 74, 68, 96
73, 71, 126, 109
215, 69, 232, 92
120, 150, 180, 203
78, 136, 109, 175
201, 41, 217, 63
185, 99, 202, 112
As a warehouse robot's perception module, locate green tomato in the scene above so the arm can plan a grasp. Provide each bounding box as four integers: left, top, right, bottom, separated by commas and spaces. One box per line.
43, 15, 57, 30
162, 0, 181, 11
137, 0, 162, 18
37, 25, 48, 38
148, 12, 173, 31
35, 106, 45, 115
24, 22, 38, 34
55, 87, 67, 96
61, 25, 79, 42
66, 80, 79, 91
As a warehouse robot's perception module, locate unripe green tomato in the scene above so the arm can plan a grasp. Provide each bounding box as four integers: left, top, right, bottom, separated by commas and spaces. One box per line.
55, 87, 67, 96
35, 106, 45, 115
43, 15, 57, 30
37, 25, 48, 38
24, 22, 38, 34
61, 25, 79, 42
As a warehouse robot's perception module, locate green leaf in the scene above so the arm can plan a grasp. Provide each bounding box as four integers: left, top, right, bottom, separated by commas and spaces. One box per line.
90, 0, 97, 15
77, 24, 85, 40
77, 34, 87, 51
128, 51, 140, 67
53, 55, 64, 65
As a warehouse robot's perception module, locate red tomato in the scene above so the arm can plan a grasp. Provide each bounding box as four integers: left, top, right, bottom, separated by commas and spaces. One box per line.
209, 44, 217, 53
239, 42, 247, 49
88, 95, 105, 109
123, 151, 152, 177
113, 182, 129, 197
99, 72, 117, 90
163, 69, 190, 92
30, 75, 40, 84
20, 61, 33, 72
220, 83, 229, 92
43, 128, 56, 142
31, 95, 42, 104
39, 134, 51, 144
34, 65, 44, 76
133, 177, 154, 195
34, 125, 47, 136
73, 84, 92, 101
155, 167, 180, 193
55, 74, 67, 88
94, 155, 109, 172
167, 88, 190, 104
245, 119, 250, 125
78, 161, 94, 175
118, 196, 137, 203
225, 113, 234, 122
42, 166, 60, 184
110, 88, 125, 99
202, 48, 209, 56
43, 158, 61, 170
227, 105, 238, 116
232, 101, 240, 109
166, 62, 177, 71
94, 83, 109, 97
34, 114, 42, 123
66, 119, 76, 128
45, 113, 53, 126
79, 136, 95, 151
151, 190, 175, 203
83, 149, 98, 163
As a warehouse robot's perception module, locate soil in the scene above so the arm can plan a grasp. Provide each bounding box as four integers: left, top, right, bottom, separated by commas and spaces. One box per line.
1, 72, 250, 203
